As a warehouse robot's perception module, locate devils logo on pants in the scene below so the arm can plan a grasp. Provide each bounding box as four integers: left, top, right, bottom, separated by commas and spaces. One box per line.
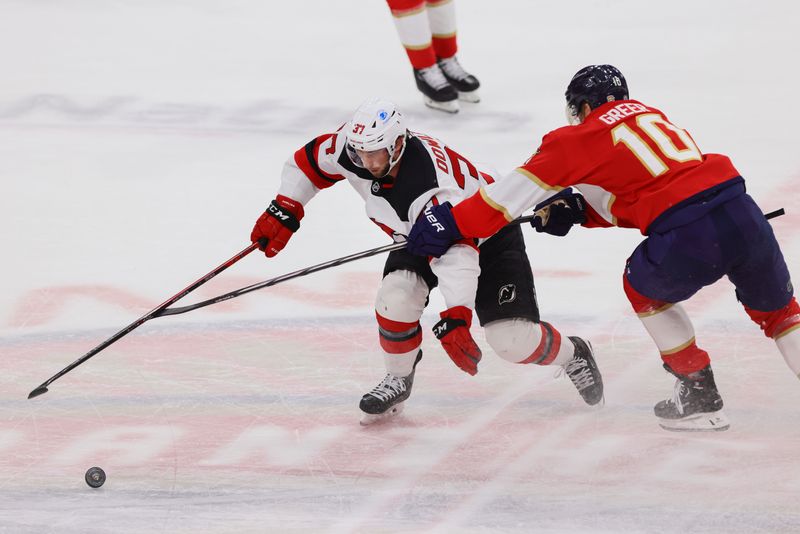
498, 284, 516, 305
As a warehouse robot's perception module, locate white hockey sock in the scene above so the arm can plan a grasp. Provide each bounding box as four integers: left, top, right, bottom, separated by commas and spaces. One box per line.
383, 349, 420, 378
551, 339, 576, 367
776, 326, 800, 379
637, 302, 696, 353
425, 0, 456, 36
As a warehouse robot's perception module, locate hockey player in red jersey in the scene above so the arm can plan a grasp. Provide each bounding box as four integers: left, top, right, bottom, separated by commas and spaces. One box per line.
406, 65, 800, 432
385, 0, 480, 113
250, 97, 603, 424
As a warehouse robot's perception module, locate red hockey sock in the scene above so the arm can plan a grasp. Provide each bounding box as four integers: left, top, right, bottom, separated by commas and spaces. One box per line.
519, 322, 562, 365
432, 34, 457, 59
661, 341, 711, 376
744, 297, 800, 338
376, 312, 422, 354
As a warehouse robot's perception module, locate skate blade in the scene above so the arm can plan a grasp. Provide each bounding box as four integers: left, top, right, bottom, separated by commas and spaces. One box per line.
359, 401, 405, 426
658, 410, 730, 432
423, 96, 459, 114
457, 89, 480, 103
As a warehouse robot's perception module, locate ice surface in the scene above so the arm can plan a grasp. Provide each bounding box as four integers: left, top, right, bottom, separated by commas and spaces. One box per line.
2, 1, 800, 532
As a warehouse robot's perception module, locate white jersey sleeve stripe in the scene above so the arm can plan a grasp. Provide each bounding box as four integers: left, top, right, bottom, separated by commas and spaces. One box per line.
574, 183, 617, 226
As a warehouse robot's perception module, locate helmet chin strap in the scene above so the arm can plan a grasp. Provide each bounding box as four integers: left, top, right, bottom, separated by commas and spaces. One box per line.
381, 133, 408, 177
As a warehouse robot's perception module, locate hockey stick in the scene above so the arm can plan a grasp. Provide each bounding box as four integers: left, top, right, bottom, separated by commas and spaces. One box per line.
27, 215, 541, 399
157, 241, 408, 317
27, 243, 258, 399
148, 213, 539, 317
765, 208, 785, 220
27, 239, 414, 399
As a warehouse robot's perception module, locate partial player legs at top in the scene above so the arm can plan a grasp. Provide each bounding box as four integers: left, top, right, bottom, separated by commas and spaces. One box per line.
386, 0, 480, 113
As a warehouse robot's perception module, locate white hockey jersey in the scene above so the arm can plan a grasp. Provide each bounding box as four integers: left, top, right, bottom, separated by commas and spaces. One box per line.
275, 128, 498, 311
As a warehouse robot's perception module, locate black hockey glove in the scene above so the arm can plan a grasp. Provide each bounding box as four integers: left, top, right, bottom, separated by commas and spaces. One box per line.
531, 189, 586, 237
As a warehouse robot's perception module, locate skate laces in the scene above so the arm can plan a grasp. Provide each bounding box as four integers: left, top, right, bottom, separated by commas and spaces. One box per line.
669, 379, 688, 415
561, 356, 595, 391
419, 65, 451, 90
368, 374, 407, 402
438, 57, 469, 81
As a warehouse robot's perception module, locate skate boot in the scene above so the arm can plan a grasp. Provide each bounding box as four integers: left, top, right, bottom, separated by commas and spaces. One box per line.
563, 337, 604, 406
359, 351, 422, 425
437, 56, 481, 103
654, 364, 730, 432
414, 65, 459, 113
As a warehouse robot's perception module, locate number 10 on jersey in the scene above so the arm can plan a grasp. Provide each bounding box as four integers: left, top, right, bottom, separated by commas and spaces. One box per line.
611, 113, 702, 176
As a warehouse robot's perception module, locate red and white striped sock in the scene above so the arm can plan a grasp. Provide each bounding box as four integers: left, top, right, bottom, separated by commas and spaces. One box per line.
386, 0, 436, 69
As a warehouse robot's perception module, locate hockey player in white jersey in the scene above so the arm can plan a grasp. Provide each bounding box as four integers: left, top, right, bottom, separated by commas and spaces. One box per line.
250, 97, 603, 424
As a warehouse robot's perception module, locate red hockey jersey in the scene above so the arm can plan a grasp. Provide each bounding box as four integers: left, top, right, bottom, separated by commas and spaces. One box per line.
453, 100, 741, 237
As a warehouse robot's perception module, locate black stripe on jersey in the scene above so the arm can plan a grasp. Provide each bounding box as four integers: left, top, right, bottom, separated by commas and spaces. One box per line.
383, 135, 439, 221
304, 139, 339, 184
337, 134, 440, 222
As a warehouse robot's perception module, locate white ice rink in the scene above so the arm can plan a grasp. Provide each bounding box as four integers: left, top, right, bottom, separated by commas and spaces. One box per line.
2, 1, 800, 532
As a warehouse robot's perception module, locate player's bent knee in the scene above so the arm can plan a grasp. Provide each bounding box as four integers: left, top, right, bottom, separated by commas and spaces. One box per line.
375, 269, 429, 323
484, 318, 542, 363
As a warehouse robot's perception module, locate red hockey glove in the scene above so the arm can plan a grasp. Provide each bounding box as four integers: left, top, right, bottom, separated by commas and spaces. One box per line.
432, 306, 482, 376
250, 195, 305, 258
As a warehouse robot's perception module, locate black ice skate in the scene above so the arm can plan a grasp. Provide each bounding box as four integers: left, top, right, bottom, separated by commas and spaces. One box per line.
413, 65, 459, 113
359, 351, 422, 425
437, 56, 480, 103
563, 337, 604, 406
655, 364, 730, 432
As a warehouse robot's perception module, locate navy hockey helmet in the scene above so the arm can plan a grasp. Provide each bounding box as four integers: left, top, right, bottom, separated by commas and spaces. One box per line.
565, 65, 628, 124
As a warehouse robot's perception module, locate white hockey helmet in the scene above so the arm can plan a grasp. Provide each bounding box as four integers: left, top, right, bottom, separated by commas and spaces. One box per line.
345, 97, 407, 175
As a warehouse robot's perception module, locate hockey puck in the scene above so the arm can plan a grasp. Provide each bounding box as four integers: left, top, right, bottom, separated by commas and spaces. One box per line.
85, 467, 106, 488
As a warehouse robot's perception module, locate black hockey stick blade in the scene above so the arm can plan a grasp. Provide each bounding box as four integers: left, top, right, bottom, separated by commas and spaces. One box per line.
28, 386, 49, 399
765, 208, 785, 220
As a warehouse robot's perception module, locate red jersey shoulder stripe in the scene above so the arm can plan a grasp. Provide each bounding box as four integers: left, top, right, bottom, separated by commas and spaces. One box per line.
293, 133, 346, 190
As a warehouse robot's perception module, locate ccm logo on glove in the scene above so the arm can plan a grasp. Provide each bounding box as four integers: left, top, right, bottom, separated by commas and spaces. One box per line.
433, 306, 482, 376
250, 195, 304, 257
